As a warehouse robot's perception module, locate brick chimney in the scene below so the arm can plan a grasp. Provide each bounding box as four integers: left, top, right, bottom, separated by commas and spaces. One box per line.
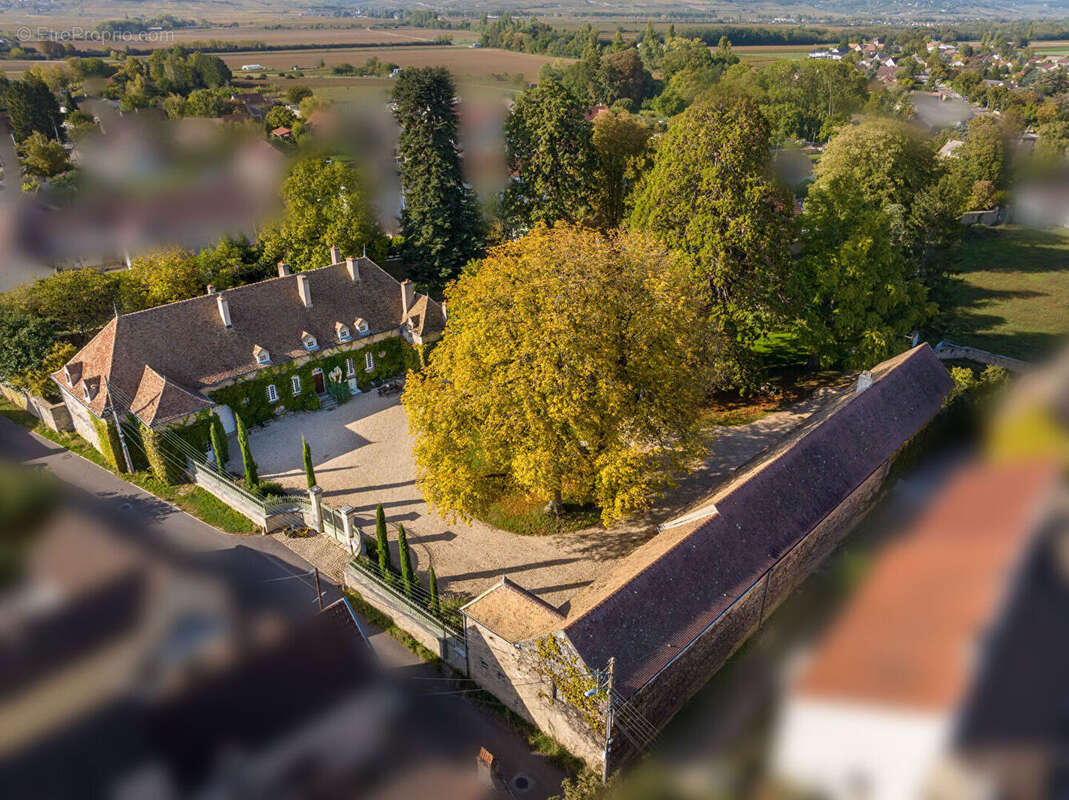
217, 293, 232, 329
401, 279, 414, 316
329, 244, 342, 264
345, 255, 360, 282
297, 274, 312, 307
278, 260, 291, 277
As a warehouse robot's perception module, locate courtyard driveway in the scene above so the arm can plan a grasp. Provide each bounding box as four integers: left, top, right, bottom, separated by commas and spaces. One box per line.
248, 383, 849, 610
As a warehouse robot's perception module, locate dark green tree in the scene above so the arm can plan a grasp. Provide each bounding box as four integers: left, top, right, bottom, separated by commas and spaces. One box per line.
392, 67, 485, 288
630, 96, 794, 390
235, 413, 258, 488
0, 310, 55, 385
301, 434, 316, 488
503, 78, 596, 232
5, 77, 63, 143
428, 564, 440, 615
210, 412, 228, 471
375, 503, 392, 578
397, 523, 413, 597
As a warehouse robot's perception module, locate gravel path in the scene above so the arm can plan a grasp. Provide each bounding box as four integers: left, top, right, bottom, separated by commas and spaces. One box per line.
250, 384, 848, 609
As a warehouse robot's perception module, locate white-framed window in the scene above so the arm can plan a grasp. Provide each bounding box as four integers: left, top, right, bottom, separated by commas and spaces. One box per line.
346, 358, 355, 378
364, 351, 374, 372
301, 334, 318, 352
355, 318, 369, 335
256, 348, 270, 365
337, 325, 351, 342
291, 375, 301, 395
266, 384, 278, 403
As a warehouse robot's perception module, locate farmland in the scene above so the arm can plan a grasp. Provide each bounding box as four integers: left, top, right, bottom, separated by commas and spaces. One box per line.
220, 45, 561, 83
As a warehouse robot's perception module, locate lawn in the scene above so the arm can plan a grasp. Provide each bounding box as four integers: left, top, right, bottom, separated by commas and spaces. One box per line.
940, 225, 1069, 361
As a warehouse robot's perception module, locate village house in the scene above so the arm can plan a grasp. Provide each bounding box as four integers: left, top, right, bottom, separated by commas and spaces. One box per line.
51, 247, 444, 465
460, 345, 953, 775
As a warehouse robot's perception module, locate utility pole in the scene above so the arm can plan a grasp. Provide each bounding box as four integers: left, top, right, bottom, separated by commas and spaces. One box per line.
104, 377, 135, 474
601, 656, 615, 783
314, 567, 323, 610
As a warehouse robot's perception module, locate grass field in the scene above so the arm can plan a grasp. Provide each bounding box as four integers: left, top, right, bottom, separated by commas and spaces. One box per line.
732, 43, 824, 64
941, 225, 1069, 361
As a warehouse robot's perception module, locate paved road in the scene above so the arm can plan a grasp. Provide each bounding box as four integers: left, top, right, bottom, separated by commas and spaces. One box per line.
0, 417, 567, 797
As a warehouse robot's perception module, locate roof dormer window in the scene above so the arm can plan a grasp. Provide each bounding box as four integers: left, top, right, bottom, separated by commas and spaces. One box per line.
336, 322, 351, 342
301, 331, 319, 352
82, 384, 91, 403
354, 318, 369, 336
253, 345, 270, 366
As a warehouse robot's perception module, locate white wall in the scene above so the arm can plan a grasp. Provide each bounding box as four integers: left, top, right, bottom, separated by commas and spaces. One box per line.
771, 697, 950, 800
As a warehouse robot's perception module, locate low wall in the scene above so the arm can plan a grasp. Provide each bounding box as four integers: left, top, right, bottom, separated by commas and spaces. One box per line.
961, 208, 1001, 226
934, 341, 1030, 373
0, 382, 73, 432
186, 459, 284, 531
344, 562, 467, 673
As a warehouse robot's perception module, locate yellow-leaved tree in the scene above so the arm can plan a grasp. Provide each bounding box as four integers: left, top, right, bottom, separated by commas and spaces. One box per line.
403, 223, 711, 526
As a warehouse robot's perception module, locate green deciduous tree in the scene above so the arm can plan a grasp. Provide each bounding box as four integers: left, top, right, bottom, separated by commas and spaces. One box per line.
4, 268, 119, 342
403, 224, 712, 525
0, 310, 56, 386
591, 109, 650, 229
793, 177, 932, 368
235, 413, 258, 488
597, 49, 653, 108
392, 67, 485, 288
302, 434, 316, 488
503, 79, 596, 232
121, 247, 199, 310
210, 412, 228, 470
630, 96, 793, 390
260, 155, 385, 273
18, 131, 70, 178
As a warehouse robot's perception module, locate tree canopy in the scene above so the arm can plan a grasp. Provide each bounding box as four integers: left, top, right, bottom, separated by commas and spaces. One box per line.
503, 79, 596, 233
260, 155, 385, 272
793, 177, 932, 368
403, 223, 711, 524
392, 67, 485, 289
630, 95, 793, 389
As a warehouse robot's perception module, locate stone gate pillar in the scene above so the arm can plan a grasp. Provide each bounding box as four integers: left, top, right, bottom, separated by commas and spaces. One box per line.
308, 485, 324, 533
338, 504, 361, 555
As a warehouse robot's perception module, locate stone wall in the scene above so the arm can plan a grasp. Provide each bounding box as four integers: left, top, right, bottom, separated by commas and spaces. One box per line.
345, 563, 467, 673
59, 386, 103, 452
1, 383, 73, 432
604, 464, 891, 773
933, 341, 1030, 374
465, 622, 607, 769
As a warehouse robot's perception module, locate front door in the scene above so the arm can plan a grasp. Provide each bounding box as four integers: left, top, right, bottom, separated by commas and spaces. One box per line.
313, 370, 325, 394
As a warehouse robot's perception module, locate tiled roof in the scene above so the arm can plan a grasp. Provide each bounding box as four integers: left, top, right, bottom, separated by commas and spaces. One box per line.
555, 345, 952, 698
129, 365, 213, 426
462, 577, 566, 643
53, 256, 444, 425
797, 460, 1057, 712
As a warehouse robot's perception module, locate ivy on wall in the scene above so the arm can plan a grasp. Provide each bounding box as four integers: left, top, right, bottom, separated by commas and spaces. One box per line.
207, 335, 416, 428
532, 634, 608, 734
91, 415, 127, 474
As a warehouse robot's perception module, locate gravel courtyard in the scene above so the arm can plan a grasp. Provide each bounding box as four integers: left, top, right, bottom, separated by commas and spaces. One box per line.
249, 384, 847, 609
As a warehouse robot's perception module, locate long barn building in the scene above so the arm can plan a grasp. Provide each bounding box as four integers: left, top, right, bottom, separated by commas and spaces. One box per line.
461, 344, 954, 775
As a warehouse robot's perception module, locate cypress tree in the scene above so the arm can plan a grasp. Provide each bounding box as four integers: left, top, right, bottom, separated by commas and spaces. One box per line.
235, 413, 258, 488
428, 565, 440, 616
210, 412, 228, 471
375, 503, 392, 579
301, 434, 316, 488
392, 67, 485, 288
397, 523, 413, 598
